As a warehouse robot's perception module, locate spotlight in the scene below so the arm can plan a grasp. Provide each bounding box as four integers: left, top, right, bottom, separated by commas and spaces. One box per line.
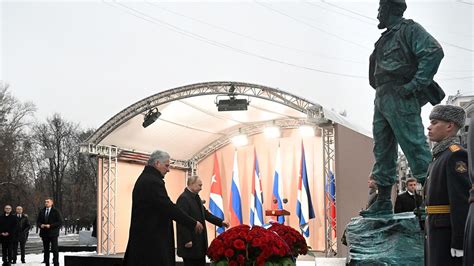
217, 98, 249, 111
299, 125, 315, 137
142, 108, 161, 128
231, 133, 248, 147
264, 125, 281, 138
215, 84, 249, 111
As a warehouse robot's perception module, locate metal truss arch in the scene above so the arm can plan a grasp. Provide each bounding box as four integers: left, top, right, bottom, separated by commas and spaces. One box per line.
85, 81, 324, 145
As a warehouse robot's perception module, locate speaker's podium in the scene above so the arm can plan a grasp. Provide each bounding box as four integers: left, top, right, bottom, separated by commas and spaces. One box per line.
265, 209, 290, 225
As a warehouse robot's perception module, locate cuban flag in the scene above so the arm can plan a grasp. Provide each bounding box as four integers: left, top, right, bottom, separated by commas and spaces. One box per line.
296, 142, 315, 237
250, 149, 264, 226
209, 153, 225, 234
229, 150, 243, 226
272, 145, 285, 224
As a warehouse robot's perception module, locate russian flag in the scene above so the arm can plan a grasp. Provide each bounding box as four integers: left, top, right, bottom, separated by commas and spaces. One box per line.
229, 150, 243, 226
250, 149, 264, 226
296, 142, 315, 237
327, 170, 336, 236
272, 145, 285, 224
209, 153, 225, 234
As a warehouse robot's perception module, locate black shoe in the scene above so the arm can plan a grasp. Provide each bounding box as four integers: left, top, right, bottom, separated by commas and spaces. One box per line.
21, 261, 25, 264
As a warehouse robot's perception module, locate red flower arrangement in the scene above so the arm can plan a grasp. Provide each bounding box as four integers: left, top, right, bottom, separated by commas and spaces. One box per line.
268, 223, 309, 258
207, 224, 293, 266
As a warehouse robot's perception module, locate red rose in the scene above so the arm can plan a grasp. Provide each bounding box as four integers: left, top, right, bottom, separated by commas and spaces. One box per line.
237, 254, 245, 264
224, 248, 235, 258
246, 234, 254, 241
251, 238, 261, 247
233, 239, 246, 250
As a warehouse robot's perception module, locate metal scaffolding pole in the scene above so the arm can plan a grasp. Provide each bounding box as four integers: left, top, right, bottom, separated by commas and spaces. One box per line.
323, 127, 337, 256
81, 144, 118, 255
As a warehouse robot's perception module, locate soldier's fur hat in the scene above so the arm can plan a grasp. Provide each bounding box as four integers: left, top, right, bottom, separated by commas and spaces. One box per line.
429, 105, 466, 129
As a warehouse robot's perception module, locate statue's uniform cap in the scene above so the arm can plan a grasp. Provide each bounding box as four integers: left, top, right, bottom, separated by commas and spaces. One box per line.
429, 105, 466, 128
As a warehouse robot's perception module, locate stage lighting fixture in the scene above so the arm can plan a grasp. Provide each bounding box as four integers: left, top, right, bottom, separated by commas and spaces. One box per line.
299, 125, 315, 137
231, 133, 248, 147
216, 98, 249, 112
264, 125, 281, 138
215, 84, 249, 111
142, 108, 161, 128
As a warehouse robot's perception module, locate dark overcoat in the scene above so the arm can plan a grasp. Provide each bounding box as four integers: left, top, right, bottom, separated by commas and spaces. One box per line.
394, 191, 423, 213
123, 166, 196, 266
425, 144, 470, 266
15, 214, 31, 242
463, 117, 474, 266
176, 188, 223, 259
0, 214, 17, 243
36, 207, 63, 238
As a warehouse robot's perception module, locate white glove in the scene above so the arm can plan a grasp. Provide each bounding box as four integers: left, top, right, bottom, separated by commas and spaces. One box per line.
450, 248, 464, 257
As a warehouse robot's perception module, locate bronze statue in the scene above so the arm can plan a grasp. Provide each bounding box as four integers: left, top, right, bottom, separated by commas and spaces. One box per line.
361, 0, 445, 217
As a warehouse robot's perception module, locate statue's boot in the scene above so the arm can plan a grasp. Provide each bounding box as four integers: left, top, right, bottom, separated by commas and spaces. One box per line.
359, 185, 393, 217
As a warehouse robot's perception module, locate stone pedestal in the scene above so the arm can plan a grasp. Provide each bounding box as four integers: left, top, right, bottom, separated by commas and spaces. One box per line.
345, 212, 424, 265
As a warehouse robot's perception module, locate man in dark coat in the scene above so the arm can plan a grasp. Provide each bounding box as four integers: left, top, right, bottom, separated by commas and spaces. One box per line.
395, 177, 422, 213
123, 150, 204, 266
36, 198, 63, 266
463, 108, 474, 266
176, 176, 229, 266
12, 206, 30, 264
0, 205, 17, 266
425, 105, 470, 266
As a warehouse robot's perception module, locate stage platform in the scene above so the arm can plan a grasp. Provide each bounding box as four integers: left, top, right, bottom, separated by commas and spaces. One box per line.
64, 252, 346, 266
64, 253, 211, 266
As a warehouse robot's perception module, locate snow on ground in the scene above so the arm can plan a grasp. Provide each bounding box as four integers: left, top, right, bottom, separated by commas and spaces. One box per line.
21, 251, 95, 265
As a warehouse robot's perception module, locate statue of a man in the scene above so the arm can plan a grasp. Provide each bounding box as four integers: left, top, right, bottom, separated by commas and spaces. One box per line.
361, 0, 445, 217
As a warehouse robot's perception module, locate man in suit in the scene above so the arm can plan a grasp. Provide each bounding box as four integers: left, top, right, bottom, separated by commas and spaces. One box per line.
123, 150, 204, 266
0, 205, 17, 266
36, 198, 63, 266
395, 177, 422, 213
176, 176, 229, 266
425, 105, 470, 266
12, 206, 30, 264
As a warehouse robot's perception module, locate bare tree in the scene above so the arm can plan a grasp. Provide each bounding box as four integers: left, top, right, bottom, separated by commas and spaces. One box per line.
32, 114, 80, 212
0, 86, 36, 208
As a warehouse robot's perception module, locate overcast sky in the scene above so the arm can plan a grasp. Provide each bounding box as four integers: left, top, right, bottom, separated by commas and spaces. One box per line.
1, 0, 473, 133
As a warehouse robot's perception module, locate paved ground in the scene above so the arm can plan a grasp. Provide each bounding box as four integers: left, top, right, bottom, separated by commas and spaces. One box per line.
24, 230, 81, 254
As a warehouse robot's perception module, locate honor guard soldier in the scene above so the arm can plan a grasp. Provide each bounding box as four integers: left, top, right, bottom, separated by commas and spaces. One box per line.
425, 105, 470, 266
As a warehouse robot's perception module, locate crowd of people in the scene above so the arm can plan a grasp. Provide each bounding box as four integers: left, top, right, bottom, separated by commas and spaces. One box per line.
0, 197, 64, 266
0, 205, 30, 265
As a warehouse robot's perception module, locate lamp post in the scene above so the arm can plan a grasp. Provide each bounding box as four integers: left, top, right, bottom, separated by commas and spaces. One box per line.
44, 148, 55, 206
